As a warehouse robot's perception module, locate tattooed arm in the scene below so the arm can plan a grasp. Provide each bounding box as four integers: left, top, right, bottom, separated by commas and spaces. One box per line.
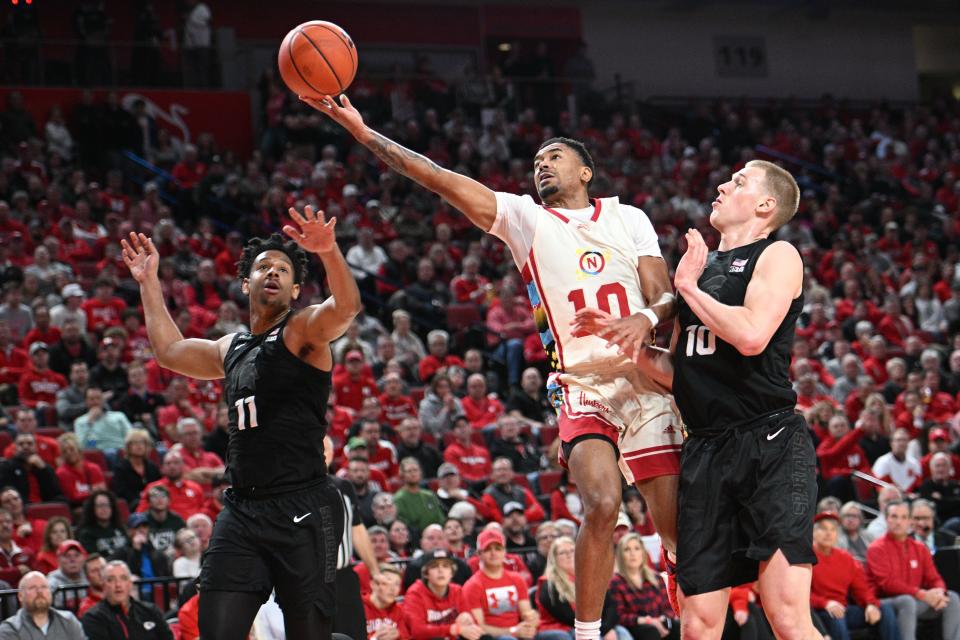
302, 94, 498, 231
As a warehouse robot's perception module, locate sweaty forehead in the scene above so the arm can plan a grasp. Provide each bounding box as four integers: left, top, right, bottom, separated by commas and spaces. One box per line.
254, 250, 294, 268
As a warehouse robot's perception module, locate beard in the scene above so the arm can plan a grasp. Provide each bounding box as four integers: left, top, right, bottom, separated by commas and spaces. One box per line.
26, 597, 49, 614
537, 182, 559, 200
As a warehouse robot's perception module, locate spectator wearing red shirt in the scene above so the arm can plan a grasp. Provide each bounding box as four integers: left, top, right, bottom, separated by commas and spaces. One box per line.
334, 350, 379, 412
402, 549, 481, 640
135, 450, 205, 520
77, 554, 106, 618
0, 508, 34, 586
355, 528, 399, 596
168, 417, 225, 487
20, 305, 60, 352
359, 420, 400, 480
214, 231, 244, 279
4, 409, 60, 467
0, 434, 66, 505
461, 374, 505, 430
363, 565, 409, 640
171, 144, 207, 190
443, 417, 492, 483
920, 429, 960, 481
862, 336, 890, 385
481, 459, 545, 524
920, 370, 956, 423
816, 415, 871, 504
156, 377, 212, 445
418, 330, 465, 384
450, 257, 491, 305
81, 280, 126, 335
867, 501, 960, 640
877, 296, 914, 350
379, 373, 418, 428
485, 294, 536, 388
810, 512, 897, 640
18, 342, 68, 412
0, 488, 45, 556
55, 433, 107, 509
463, 529, 540, 639
0, 320, 29, 391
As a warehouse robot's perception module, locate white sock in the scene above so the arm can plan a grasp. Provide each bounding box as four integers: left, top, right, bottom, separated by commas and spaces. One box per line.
574, 619, 601, 640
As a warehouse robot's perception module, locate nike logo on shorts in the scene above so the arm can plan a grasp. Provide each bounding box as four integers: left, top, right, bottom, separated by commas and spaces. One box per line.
766, 427, 786, 441
293, 512, 312, 523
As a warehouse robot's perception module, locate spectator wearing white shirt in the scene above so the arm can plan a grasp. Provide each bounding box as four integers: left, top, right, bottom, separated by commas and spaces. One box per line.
872, 428, 922, 493
346, 227, 388, 292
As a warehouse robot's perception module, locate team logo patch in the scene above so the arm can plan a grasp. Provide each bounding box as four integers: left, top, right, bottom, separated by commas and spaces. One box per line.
729, 258, 748, 273
265, 327, 280, 342
576, 249, 608, 278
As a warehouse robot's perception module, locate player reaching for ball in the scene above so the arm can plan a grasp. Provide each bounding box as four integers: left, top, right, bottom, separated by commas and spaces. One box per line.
304, 93, 682, 640
121, 206, 361, 640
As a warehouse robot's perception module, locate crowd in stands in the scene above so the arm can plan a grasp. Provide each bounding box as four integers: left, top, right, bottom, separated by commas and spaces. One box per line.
0, 43, 957, 637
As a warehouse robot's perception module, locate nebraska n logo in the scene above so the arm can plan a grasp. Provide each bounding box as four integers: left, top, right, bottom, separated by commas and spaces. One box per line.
576, 249, 609, 280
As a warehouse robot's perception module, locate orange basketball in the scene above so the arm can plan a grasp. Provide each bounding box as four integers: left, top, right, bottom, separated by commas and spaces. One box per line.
278, 20, 358, 98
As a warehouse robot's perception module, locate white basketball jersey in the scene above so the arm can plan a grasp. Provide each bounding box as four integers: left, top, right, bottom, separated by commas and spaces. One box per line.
492, 194, 655, 375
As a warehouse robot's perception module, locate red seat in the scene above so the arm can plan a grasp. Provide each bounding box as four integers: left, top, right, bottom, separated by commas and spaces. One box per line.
83, 449, 108, 471
36, 427, 64, 439
537, 470, 563, 495
26, 502, 71, 522
446, 303, 483, 330
539, 425, 559, 446
513, 474, 531, 490
0, 432, 11, 454
116, 499, 130, 524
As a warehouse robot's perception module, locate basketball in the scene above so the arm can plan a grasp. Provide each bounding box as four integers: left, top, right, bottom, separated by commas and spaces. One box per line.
278, 21, 358, 98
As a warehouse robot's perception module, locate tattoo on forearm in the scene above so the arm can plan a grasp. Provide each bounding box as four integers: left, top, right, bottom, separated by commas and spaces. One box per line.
368, 131, 442, 178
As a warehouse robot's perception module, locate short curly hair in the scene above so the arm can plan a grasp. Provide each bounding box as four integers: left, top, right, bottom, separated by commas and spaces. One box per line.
235, 233, 309, 285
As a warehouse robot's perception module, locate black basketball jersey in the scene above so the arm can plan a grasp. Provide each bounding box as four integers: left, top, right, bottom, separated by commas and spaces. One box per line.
673, 238, 803, 434
223, 312, 331, 491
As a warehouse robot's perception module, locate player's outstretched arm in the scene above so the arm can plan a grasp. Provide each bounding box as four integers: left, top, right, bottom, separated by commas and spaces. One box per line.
302, 94, 498, 232
674, 229, 802, 356
283, 205, 362, 343
121, 233, 231, 380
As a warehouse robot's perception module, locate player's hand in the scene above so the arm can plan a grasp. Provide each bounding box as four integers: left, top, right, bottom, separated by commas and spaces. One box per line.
864, 604, 881, 625
301, 93, 365, 136
825, 600, 846, 619
674, 228, 708, 293
121, 233, 160, 284
571, 307, 616, 338
733, 610, 749, 626
283, 205, 338, 254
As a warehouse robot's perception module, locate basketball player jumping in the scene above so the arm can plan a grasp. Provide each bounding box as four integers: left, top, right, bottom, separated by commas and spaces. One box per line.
577, 161, 821, 640
304, 93, 683, 640
121, 207, 361, 640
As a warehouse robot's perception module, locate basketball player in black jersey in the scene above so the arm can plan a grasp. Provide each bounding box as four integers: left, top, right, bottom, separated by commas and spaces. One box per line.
576, 160, 821, 640
121, 205, 361, 640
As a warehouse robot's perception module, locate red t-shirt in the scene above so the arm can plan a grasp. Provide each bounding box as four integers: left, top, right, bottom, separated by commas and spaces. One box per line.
55, 462, 106, 506
333, 372, 379, 411
363, 595, 409, 640
0, 345, 29, 385
17, 368, 68, 407
462, 570, 527, 628
443, 442, 492, 482
368, 441, 399, 479
379, 393, 418, 427
811, 547, 879, 609
136, 478, 206, 520
4, 435, 61, 467
81, 297, 127, 333
402, 580, 466, 640
461, 396, 505, 429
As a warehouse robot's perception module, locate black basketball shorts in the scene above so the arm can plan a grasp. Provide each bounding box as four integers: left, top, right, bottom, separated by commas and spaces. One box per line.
676, 411, 817, 596
199, 477, 344, 614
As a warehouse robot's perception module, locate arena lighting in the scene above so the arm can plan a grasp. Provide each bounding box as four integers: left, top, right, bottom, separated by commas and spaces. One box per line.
498, 42, 511, 52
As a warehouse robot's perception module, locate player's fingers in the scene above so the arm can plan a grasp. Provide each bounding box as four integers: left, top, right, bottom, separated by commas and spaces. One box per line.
282, 225, 304, 243
145, 237, 159, 255
325, 216, 337, 229
288, 207, 308, 227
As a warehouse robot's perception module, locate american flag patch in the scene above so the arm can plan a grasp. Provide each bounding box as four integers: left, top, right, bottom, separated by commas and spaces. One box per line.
265, 328, 280, 342
730, 258, 748, 273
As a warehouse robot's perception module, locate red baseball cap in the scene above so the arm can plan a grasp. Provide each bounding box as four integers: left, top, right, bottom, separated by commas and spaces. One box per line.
477, 529, 506, 551
813, 512, 840, 525
930, 428, 950, 442
57, 540, 86, 556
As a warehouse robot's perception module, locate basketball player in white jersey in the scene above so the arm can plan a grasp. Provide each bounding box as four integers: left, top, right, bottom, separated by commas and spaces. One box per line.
304, 93, 683, 640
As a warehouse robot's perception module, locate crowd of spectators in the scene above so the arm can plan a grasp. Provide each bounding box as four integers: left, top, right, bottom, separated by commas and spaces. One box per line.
0, 46, 957, 637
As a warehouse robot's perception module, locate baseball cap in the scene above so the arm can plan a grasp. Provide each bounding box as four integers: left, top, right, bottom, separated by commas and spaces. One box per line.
437, 463, 459, 478
814, 512, 840, 525
477, 529, 506, 551
420, 548, 455, 572
345, 350, 364, 362
502, 501, 525, 517
365, 199, 380, 209
347, 436, 368, 450
342, 184, 360, 197
57, 540, 86, 556
28, 342, 48, 355
930, 428, 950, 442
127, 512, 149, 528
61, 283, 85, 299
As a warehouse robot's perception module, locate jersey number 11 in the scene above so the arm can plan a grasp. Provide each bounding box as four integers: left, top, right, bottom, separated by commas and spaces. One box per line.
234, 396, 260, 430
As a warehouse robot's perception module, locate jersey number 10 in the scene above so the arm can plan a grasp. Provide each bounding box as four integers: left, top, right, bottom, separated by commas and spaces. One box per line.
685, 325, 716, 356
567, 282, 631, 316
234, 396, 259, 430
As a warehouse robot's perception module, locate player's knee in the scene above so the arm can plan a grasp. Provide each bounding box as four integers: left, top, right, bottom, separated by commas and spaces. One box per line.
680, 612, 723, 640
582, 493, 619, 527
764, 605, 809, 640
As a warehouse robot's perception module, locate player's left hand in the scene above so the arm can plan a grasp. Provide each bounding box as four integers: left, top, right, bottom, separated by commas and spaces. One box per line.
674, 228, 708, 293
571, 307, 654, 361
283, 205, 337, 254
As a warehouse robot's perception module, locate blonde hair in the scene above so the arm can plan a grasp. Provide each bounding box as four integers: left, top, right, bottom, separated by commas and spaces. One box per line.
124, 428, 154, 455
614, 532, 660, 589
746, 160, 800, 231
864, 393, 894, 435
544, 536, 576, 603
57, 432, 81, 451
